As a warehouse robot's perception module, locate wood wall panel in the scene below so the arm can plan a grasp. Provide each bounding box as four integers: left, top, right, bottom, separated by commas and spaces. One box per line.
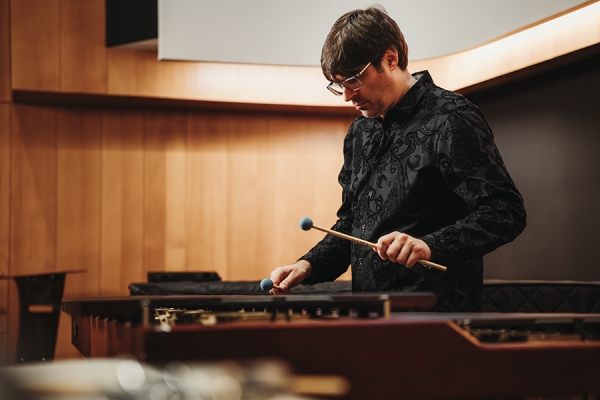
106, 49, 138, 96
106, 45, 340, 107
100, 110, 144, 296
144, 111, 188, 274
261, 115, 320, 275
108, 49, 180, 99
9, 104, 57, 362
60, 0, 107, 93
55, 108, 102, 359
164, 113, 189, 272
0, 0, 10, 101
187, 112, 229, 278
3, 103, 352, 361
260, 115, 303, 274
225, 114, 268, 280
251, 114, 354, 280
107, 49, 208, 101
0, 104, 9, 350
184, 111, 353, 280
10, 105, 57, 274
10, 0, 60, 91
56, 108, 101, 296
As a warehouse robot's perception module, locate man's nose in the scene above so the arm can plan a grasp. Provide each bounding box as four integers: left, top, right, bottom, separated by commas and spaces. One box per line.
342, 87, 357, 102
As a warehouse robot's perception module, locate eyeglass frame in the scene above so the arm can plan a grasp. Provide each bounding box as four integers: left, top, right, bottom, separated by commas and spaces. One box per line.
327, 62, 372, 96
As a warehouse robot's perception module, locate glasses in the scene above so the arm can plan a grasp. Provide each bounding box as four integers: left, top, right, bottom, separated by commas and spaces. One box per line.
327, 62, 372, 96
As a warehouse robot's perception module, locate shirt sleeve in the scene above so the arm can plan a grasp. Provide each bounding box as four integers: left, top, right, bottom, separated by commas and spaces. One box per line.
420, 105, 527, 264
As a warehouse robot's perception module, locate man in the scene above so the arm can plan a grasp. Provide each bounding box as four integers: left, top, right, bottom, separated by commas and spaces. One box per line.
269, 6, 526, 311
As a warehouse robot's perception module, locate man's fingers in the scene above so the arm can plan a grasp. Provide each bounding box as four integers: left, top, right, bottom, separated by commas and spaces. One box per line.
270, 275, 295, 295
280, 273, 301, 291
375, 233, 431, 267
377, 243, 388, 260
270, 271, 285, 284
385, 234, 408, 263
385, 241, 401, 263
405, 246, 426, 267
396, 240, 415, 266
376, 234, 395, 260
269, 286, 289, 295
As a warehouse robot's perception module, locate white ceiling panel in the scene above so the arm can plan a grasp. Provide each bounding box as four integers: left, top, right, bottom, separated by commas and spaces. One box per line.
158, 0, 588, 66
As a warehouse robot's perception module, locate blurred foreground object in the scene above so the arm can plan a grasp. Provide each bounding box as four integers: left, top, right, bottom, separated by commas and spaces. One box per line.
1, 357, 342, 400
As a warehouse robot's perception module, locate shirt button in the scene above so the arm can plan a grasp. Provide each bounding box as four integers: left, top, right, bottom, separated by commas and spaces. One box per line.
369, 190, 374, 199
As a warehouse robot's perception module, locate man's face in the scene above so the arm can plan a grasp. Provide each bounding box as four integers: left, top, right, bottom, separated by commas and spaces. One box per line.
337, 62, 394, 118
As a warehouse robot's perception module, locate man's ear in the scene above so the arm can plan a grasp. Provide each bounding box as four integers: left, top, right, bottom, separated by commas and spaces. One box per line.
383, 49, 399, 71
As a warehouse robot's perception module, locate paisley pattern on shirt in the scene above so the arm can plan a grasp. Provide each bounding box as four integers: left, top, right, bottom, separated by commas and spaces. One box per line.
301, 71, 526, 312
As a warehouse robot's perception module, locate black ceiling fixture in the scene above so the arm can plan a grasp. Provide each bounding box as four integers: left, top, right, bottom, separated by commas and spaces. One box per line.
106, 0, 158, 47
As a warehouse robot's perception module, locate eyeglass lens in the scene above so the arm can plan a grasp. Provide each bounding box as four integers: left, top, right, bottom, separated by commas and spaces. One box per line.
330, 78, 361, 94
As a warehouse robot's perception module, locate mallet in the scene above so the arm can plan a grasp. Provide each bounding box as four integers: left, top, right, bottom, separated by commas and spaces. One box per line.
299, 217, 447, 272
259, 278, 281, 291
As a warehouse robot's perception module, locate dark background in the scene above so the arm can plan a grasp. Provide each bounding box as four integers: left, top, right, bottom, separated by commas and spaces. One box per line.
467, 52, 600, 281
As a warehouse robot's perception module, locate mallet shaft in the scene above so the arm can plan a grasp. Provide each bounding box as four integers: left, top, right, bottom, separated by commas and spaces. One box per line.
311, 223, 447, 272
312, 223, 377, 247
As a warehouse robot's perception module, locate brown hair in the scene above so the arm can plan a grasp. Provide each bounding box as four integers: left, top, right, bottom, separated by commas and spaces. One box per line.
321, 5, 408, 82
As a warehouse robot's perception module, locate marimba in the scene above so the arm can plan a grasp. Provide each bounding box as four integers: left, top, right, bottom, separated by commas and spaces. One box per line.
62, 293, 600, 400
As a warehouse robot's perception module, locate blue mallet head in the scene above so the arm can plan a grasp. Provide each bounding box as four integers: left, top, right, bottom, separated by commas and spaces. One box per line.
260, 278, 274, 291
299, 217, 313, 231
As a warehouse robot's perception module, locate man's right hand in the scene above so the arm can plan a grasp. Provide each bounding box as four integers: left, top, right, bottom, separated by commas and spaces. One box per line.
269, 260, 312, 295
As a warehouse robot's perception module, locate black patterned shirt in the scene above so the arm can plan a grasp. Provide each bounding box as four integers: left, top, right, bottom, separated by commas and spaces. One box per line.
301, 71, 526, 312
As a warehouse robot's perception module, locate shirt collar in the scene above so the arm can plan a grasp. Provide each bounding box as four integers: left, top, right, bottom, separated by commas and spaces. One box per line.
387, 70, 434, 117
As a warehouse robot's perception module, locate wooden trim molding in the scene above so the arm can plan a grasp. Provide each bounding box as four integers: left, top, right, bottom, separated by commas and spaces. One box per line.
11, 90, 360, 116
9, 0, 600, 108
409, 0, 600, 92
